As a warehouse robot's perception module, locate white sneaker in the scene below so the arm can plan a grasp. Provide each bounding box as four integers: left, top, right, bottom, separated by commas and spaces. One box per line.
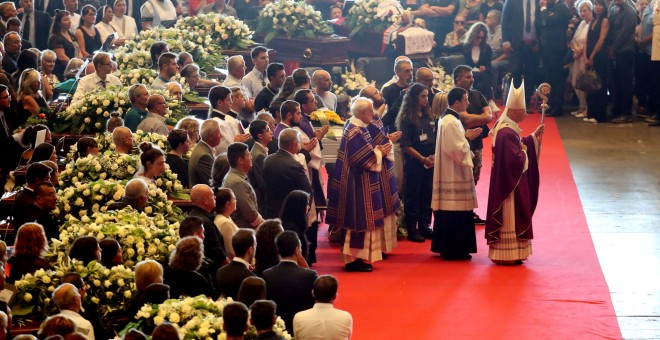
583, 118, 598, 123
489, 100, 501, 113
575, 113, 587, 118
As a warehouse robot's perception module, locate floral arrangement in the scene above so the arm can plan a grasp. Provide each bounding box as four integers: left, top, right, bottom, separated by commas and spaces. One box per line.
345, 0, 394, 36
13, 257, 136, 323
428, 58, 455, 93
117, 68, 157, 87
115, 28, 224, 74
13, 110, 50, 133
256, 0, 333, 43
310, 109, 345, 125
54, 179, 183, 222
175, 13, 254, 50
332, 62, 375, 98
127, 296, 291, 340
50, 208, 179, 268
56, 86, 189, 134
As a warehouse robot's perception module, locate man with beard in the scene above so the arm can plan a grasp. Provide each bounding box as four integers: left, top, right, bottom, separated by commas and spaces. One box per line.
359, 85, 386, 117
415, 67, 439, 104
312, 70, 337, 111
254, 63, 285, 113
453, 65, 493, 225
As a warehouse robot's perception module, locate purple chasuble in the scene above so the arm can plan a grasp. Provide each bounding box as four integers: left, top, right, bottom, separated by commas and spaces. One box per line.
326, 121, 385, 249
366, 118, 401, 216
485, 127, 540, 243
298, 114, 316, 139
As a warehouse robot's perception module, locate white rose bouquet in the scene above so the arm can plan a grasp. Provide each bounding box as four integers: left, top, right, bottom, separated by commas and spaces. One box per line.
428, 58, 455, 92
332, 62, 375, 98
117, 68, 157, 86
175, 13, 254, 50
256, 0, 333, 43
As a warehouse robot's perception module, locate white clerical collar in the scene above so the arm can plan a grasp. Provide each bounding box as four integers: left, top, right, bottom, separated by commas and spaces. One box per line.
349, 117, 368, 128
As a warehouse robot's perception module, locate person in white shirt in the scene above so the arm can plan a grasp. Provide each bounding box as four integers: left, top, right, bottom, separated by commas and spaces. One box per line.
140, 0, 177, 30
209, 85, 251, 154
242, 46, 269, 100
111, 0, 138, 40
72, 52, 122, 102
293, 275, 353, 340
52, 283, 96, 340
152, 52, 178, 89
224, 55, 255, 113
64, 0, 81, 34
137, 94, 170, 135
312, 69, 337, 111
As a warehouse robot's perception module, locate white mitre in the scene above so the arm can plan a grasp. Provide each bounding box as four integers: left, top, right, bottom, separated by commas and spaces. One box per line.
506, 79, 526, 111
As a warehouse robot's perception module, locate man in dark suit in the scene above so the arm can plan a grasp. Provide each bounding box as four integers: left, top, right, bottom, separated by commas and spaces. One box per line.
215, 228, 256, 300
2, 32, 21, 75
18, 0, 52, 51
262, 128, 313, 218
247, 120, 271, 216
188, 184, 228, 277
538, 0, 570, 116
501, 0, 542, 104
11, 162, 52, 232
262, 231, 317, 335
189, 119, 221, 186
21, 182, 60, 241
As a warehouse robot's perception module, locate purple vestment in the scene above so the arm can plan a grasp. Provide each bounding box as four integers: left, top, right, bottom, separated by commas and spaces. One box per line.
367, 119, 401, 216
485, 127, 540, 243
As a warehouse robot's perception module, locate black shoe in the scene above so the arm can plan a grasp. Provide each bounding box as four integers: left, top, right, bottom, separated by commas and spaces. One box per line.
611, 116, 633, 124
443, 254, 472, 260
649, 121, 660, 127
419, 226, 433, 239
345, 259, 373, 272
381, 252, 388, 260
473, 212, 486, 225
407, 230, 425, 243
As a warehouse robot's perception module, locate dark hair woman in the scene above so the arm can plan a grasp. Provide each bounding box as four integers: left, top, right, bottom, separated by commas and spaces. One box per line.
279, 190, 311, 262
75, 5, 102, 58
69, 235, 102, 265
136, 142, 165, 184
48, 10, 82, 80
166, 129, 191, 188
75, 136, 99, 159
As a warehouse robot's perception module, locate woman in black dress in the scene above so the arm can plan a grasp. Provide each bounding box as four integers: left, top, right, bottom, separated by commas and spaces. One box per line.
166, 129, 191, 188
49, 10, 82, 80
463, 22, 495, 102
585, 0, 610, 122
75, 5, 102, 58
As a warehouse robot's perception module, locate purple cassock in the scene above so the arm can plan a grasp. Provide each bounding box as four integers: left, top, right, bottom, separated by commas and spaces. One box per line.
366, 118, 401, 216
485, 127, 540, 243
327, 120, 385, 249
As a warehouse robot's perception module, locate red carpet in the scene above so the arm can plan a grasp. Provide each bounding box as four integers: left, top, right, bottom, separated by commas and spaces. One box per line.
313, 114, 622, 339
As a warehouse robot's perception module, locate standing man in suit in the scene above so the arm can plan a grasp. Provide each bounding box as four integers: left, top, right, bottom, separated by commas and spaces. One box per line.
247, 120, 272, 216
18, 0, 52, 51
189, 119, 221, 186
608, 0, 637, 123
0, 2, 17, 37
188, 184, 228, 280
262, 231, 317, 335
538, 0, 570, 116
262, 128, 313, 219
215, 229, 257, 300
502, 0, 542, 104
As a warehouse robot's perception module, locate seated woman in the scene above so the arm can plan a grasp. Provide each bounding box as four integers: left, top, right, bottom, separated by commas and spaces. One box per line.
95, 5, 122, 48
17, 124, 51, 166
75, 136, 100, 160
28, 142, 57, 164
130, 259, 164, 315
135, 142, 165, 184
166, 129, 190, 188
463, 22, 496, 105
163, 236, 212, 298
279, 190, 313, 265
106, 111, 125, 132
49, 11, 83, 81
69, 235, 102, 265
40, 50, 60, 101
11, 49, 39, 90
99, 238, 123, 268
254, 219, 284, 276
17, 69, 49, 122
7, 223, 52, 283
75, 5, 102, 58
214, 188, 239, 259
174, 116, 201, 143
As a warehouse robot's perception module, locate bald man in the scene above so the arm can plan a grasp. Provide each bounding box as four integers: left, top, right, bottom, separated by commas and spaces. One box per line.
312, 70, 337, 111
359, 85, 386, 117
188, 184, 228, 287
107, 178, 149, 212
137, 94, 170, 136
416, 67, 439, 103
112, 126, 134, 154
53, 283, 95, 339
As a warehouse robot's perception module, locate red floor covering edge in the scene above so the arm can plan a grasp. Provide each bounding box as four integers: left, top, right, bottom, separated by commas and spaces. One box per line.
311, 114, 622, 339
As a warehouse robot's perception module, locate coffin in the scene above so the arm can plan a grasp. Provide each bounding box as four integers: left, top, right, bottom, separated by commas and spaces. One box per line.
263, 35, 350, 66
332, 24, 385, 57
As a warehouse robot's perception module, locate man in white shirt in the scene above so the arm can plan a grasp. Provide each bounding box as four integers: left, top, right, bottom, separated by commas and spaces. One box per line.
152, 52, 177, 90
242, 46, 269, 100
18, 0, 52, 51
208, 85, 250, 154
53, 283, 96, 340
111, 0, 138, 40
223, 55, 255, 112
312, 69, 337, 111
64, 0, 80, 34
72, 52, 122, 102
137, 94, 169, 135
293, 275, 353, 340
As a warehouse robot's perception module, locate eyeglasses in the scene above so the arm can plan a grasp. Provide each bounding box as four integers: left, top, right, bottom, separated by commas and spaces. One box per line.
454, 21, 465, 25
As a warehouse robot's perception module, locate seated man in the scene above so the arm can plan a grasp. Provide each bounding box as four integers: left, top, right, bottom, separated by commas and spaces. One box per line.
72, 52, 122, 103
11, 162, 52, 232
112, 126, 134, 154
441, 15, 467, 56
262, 231, 317, 334
223, 143, 264, 229
152, 52, 178, 90
22, 182, 60, 241
136, 94, 169, 136
107, 178, 149, 212
52, 283, 96, 339
293, 275, 353, 339
124, 84, 150, 132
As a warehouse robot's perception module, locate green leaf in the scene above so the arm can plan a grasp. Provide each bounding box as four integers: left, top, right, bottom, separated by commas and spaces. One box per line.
264, 31, 277, 43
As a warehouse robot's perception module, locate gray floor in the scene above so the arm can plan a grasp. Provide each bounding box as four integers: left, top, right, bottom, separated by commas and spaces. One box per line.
556, 116, 660, 339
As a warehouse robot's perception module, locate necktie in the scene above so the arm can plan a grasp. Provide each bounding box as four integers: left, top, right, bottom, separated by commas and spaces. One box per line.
100, 80, 107, 88
0, 112, 9, 137
23, 14, 30, 40
525, 0, 532, 32
261, 73, 267, 87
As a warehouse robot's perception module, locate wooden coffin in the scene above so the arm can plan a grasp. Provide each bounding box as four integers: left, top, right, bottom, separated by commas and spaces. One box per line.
332, 24, 385, 57
265, 35, 350, 66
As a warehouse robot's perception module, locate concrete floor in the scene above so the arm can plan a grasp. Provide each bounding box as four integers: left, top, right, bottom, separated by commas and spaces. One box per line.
556, 116, 660, 339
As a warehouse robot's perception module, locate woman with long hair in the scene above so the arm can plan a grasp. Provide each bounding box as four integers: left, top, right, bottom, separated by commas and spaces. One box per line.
135, 142, 165, 183
214, 188, 239, 259
254, 219, 284, 276
430, 92, 449, 120
75, 5, 102, 58
166, 129, 191, 188
99, 238, 123, 268
7, 223, 52, 283
40, 50, 59, 101
28, 142, 57, 164
396, 83, 435, 243
75, 136, 100, 159
585, 0, 609, 122
570, 0, 593, 119
273, 76, 295, 103
462, 22, 495, 105
69, 236, 102, 265
17, 68, 48, 119
49, 10, 82, 80
279, 190, 312, 263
